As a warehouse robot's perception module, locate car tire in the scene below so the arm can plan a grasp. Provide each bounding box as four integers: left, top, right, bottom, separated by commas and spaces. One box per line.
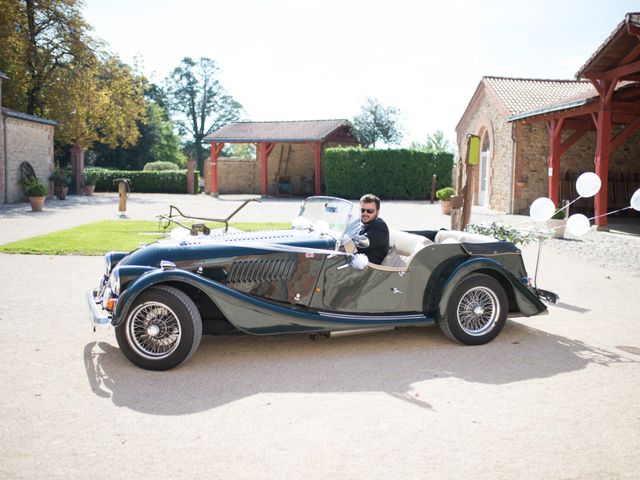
438, 273, 508, 345
115, 285, 202, 371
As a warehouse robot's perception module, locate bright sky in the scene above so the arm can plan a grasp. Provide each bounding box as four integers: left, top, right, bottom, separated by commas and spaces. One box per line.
83, 0, 632, 150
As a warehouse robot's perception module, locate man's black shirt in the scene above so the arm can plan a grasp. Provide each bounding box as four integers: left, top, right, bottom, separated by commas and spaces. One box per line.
357, 217, 390, 264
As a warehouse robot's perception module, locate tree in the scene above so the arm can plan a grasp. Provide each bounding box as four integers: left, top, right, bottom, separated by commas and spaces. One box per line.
352, 97, 404, 148
0, 0, 92, 115
410, 130, 452, 153
164, 57, 243, 172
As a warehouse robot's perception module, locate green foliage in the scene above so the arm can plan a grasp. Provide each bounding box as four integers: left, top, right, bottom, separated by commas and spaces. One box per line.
352, 97, 404, 148
323, 148, 453, 199
92, 169, 200, 194
24, 178, 48, 197
143, 161, 180, 171
410, 130, 452, 153
83, 167, 103, 186
551, 208, 567, 219
436, 187, 455, 201
465, 222, 550, 246
164, 57, 243, 172
50, 167, 72, 187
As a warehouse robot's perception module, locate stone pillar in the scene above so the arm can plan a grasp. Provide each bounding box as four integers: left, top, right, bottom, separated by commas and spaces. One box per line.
187, 158, 195, 194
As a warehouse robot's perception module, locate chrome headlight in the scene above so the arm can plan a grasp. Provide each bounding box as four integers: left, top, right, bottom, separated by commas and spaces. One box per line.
108, 267, 121, 295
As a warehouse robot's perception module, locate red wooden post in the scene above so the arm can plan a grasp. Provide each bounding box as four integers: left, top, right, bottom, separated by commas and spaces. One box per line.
210, 142, 223, 197
259, 142, 274, 196
314, 141, 322, 195
593, 79, 614, 228
547, 118, 564, 206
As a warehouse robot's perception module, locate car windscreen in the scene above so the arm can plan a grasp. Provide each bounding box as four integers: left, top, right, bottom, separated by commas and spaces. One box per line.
294, 196, 355, 238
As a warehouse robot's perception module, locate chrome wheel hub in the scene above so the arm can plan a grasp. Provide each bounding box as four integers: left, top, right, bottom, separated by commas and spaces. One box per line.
126, 301, 182, 360
457, 286, 500, 336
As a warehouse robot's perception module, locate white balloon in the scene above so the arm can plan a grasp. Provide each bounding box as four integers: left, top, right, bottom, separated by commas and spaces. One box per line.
169, 227, 190, 242
529, 197, 556, 221
576, 172, 601, 198
566, 214, 591, 236
631, 188, 640, 212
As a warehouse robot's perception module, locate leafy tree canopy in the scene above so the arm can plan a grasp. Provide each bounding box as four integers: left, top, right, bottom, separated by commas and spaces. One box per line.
163, 57, 243, 172
352, 97, 404, 148
410, 130, 452, 153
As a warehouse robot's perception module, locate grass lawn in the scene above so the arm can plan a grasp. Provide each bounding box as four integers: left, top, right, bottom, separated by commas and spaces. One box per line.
0, 220, 291, 256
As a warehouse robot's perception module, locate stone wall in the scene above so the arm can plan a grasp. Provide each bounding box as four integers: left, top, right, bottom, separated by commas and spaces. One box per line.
513, 122, 640, 214
3, 116, 55, 203
205, 143, 319, 195
456, 86, 515, 212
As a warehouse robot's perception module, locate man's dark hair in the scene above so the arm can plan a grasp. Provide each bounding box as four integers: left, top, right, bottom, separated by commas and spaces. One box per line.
360, 193, 380, 210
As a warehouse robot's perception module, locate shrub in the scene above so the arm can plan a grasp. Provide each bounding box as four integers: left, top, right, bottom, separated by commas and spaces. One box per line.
83, 167, 104, 186
92, 169, 200, 194
323, 148, 453, 199
436, 187, 455, 201
143, 161, 180, 172
465, 221, 551, 245
25, 178, 48, 197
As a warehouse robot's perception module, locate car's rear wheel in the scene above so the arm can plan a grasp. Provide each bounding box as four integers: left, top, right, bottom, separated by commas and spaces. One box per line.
115, 285, 202, 370
438, 273, 507, 345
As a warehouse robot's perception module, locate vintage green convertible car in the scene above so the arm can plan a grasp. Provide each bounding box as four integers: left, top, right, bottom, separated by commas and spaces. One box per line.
87, 196, 553, 371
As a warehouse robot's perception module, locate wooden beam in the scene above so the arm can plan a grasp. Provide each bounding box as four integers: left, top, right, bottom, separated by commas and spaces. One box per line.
610, 115, 640, 152
210, 142, 224, 196
619, 40, 640, 66
585, 59, 640, 81
594, 80, 613, 228
520, 101, 599, 125
547, 118, 564, 205
559, 121, 591, 155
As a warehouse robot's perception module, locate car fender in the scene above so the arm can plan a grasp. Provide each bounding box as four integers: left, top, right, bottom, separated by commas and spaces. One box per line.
112, 267, 432, 334
435, 257, 547, 319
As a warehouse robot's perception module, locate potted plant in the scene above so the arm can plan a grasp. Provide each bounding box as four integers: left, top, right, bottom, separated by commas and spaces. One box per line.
50, 167, 71, 200
436, 187, 456, 215
547, 206, 568, 239
83, 168, 100, 196
25, 178, 48, 211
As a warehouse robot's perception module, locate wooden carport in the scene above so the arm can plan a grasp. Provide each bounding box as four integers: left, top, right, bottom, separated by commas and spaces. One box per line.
203, 120, 357, 197
510, 12, 640, 228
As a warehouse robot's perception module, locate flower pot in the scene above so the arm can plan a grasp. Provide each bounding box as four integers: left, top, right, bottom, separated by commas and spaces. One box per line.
547, 218, 566, 239
55, 186, 69, 200
84, 185, 95, 196
29, 196, 45, 212
440, 200, 452, 215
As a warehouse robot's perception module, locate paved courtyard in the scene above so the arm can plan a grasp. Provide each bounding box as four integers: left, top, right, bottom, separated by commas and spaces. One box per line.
0, 193, 639, 479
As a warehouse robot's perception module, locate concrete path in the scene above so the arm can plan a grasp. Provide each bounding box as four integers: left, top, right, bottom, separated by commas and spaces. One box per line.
0, 193, 639, 479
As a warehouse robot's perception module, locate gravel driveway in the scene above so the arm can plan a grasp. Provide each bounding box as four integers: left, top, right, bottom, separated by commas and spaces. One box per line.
0, 193, 638, 479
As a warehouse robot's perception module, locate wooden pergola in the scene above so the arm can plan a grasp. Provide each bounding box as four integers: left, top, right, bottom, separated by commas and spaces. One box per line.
203, 120, 357, 197
510, 12, 640, 227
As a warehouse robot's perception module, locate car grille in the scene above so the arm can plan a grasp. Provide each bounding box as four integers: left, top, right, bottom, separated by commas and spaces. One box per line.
227, 257, 296, 284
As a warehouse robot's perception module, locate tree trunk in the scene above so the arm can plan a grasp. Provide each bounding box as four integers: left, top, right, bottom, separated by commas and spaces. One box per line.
71, 144, 85, 195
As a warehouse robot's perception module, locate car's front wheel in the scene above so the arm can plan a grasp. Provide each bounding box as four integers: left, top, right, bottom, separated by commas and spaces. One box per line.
438, 273, 507, 345
115, 285, 202, 370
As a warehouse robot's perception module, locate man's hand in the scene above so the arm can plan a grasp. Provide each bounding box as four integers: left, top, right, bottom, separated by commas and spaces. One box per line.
353, 235, 370, 248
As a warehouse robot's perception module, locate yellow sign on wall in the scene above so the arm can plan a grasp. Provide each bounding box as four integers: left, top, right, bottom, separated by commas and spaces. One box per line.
466, 135, 480, 166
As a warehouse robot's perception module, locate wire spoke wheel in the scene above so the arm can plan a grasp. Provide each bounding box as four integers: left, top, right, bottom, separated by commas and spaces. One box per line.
116, 286, 202, 370
127, 302, 182, 359
438, 273, 508, 345
457, 286, 500, 336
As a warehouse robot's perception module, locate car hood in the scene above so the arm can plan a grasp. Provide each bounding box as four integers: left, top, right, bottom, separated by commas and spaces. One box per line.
119, 228, 338, 268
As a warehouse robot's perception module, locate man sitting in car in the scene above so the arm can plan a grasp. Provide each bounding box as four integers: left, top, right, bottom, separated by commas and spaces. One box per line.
354, 193, 390, 264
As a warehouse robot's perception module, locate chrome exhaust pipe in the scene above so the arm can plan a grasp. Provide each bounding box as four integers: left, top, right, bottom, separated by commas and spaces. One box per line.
329, 327, 395, 338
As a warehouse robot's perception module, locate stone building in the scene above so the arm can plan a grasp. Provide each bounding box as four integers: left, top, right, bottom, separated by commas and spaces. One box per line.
204, 120, 358, 196
456, 13, 640, 226
0, 72, 57, 204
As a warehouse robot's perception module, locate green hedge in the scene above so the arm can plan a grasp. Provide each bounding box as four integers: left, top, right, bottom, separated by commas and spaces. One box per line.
93, 169, 200, 194
323, 148, 454, 199
143, 161, 181, 171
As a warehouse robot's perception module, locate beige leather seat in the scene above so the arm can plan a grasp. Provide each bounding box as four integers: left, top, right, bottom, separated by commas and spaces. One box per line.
381, 230, 433, 269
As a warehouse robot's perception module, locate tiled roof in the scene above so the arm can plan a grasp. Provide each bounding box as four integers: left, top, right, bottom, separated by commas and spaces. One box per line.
576, 12, 640, 79
204, 119, 352, 142
484, 76, 597, 115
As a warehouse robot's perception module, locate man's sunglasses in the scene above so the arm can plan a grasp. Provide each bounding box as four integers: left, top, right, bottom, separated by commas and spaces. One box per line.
360, 208, 376, 214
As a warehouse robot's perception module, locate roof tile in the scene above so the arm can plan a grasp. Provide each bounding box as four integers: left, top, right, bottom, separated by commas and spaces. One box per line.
484, 76, 596, 115
205, 119, 351, 142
